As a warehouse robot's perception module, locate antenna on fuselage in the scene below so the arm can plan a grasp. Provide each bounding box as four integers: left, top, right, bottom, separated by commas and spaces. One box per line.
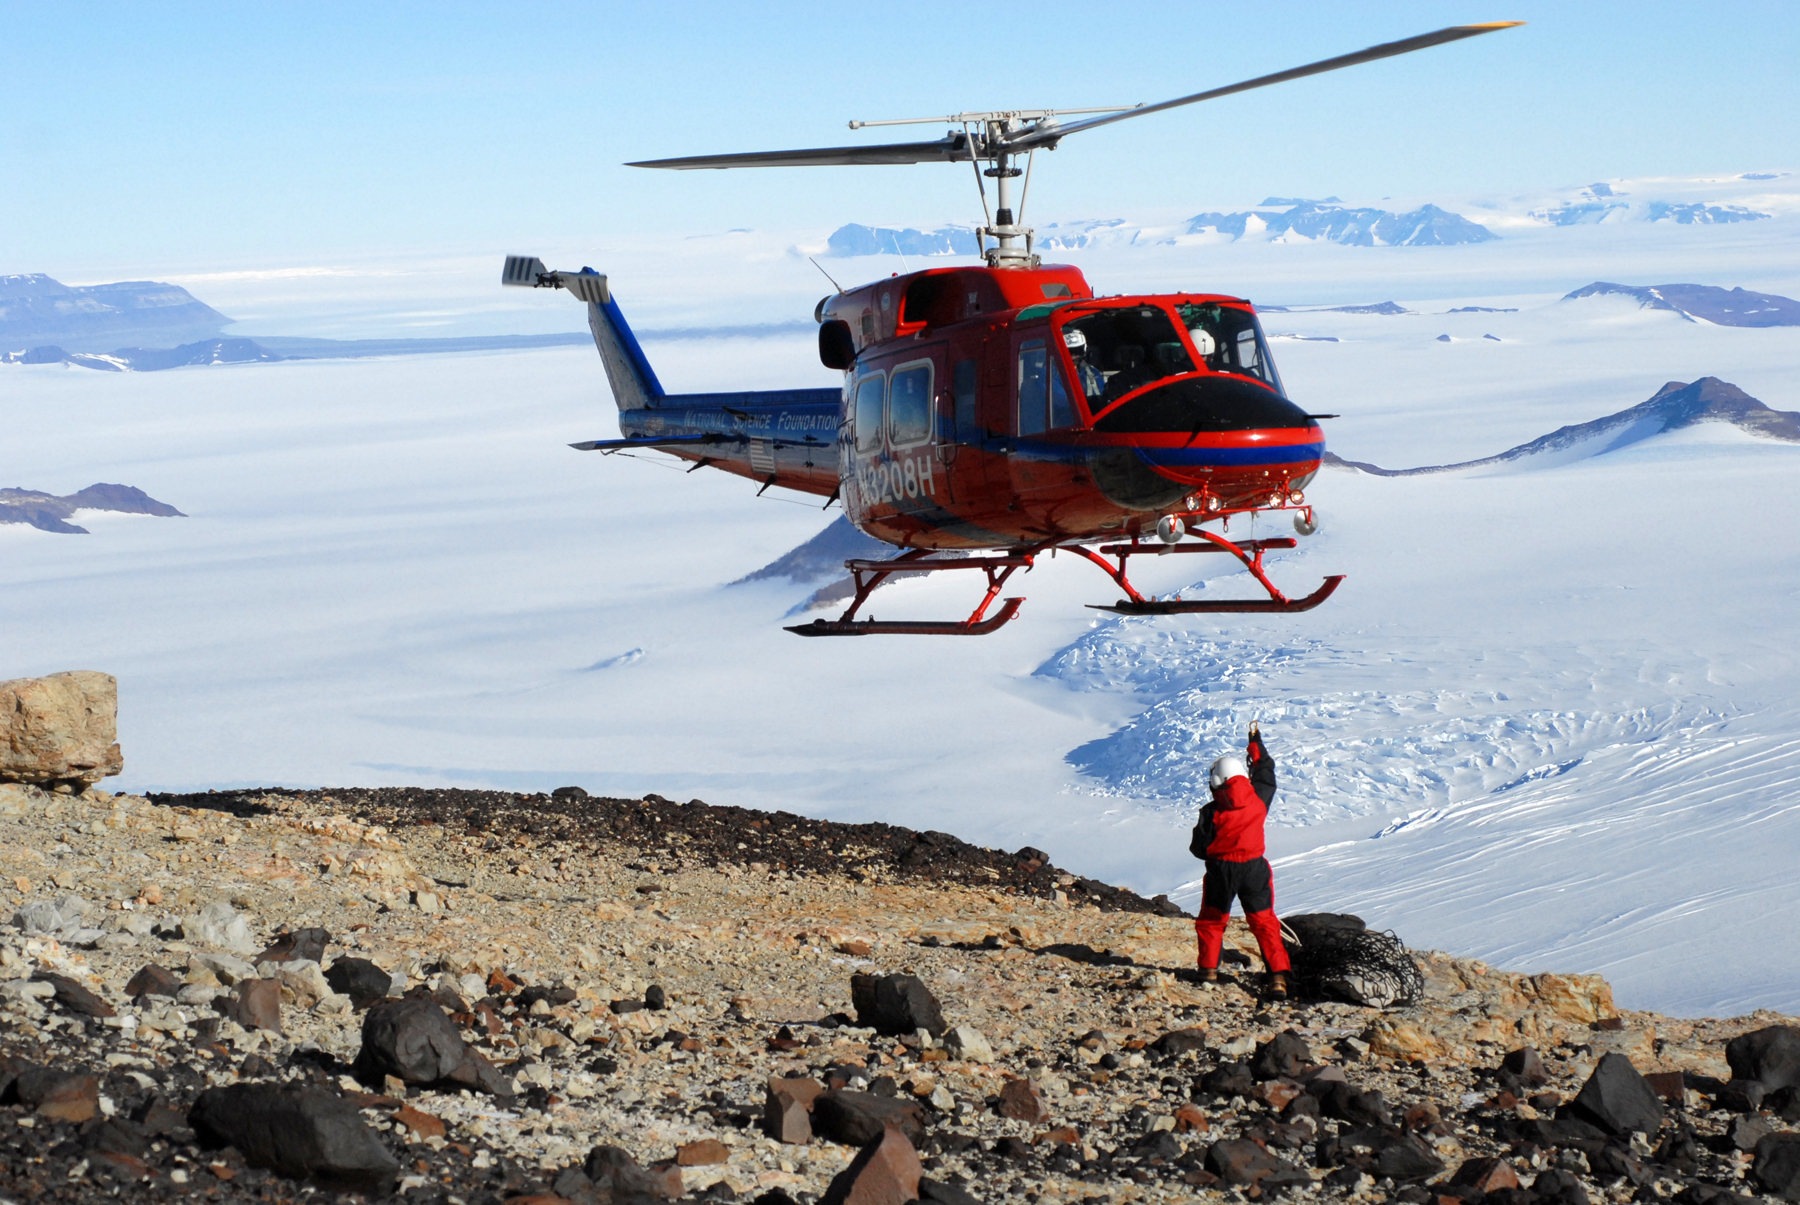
808, 257, 843, 293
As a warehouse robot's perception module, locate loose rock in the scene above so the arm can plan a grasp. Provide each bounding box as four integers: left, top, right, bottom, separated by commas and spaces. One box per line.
813, 1089, 927, 1146
820, 1124, 923, 1205
189, 1083, 399, 1193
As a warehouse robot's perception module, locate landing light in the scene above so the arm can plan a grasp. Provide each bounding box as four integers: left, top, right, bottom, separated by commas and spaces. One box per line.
1156, 515, 1186, 544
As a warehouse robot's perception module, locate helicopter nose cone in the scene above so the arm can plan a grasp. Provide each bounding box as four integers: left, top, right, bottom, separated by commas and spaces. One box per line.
1087, 374, 1324, 506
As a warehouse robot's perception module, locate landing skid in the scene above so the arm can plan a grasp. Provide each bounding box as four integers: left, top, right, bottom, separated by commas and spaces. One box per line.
1074, 529, 1345, 615
785, 550, 1036, 637
783, 525, 1343, 635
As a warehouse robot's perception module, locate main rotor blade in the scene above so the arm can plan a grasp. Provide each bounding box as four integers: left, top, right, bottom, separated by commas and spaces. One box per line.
629, 133, 971, 170
1004, 22, 1523, 152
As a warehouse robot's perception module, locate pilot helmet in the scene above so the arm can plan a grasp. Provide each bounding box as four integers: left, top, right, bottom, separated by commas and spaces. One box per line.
1062, 328, 1088, 354
1189, 327, 1218, 357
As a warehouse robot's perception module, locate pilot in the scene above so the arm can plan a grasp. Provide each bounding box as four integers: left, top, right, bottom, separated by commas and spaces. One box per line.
1062, 327, 1106, 398
1189, 722, 1292, 1000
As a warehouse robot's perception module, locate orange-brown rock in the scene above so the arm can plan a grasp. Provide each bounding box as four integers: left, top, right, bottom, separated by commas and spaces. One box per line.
0, 671, 123, 785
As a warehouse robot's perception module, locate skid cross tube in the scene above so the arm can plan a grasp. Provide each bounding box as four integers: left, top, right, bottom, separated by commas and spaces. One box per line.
1077, 529, 1344, 615
785, 548, 1039, 636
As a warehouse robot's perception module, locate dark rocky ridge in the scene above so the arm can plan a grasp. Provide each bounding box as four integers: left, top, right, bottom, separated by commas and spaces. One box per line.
145, 785, 1190, 918
0, 484, 186, 534
1563, 281, 1800, 326
1328, 376, 1800, 477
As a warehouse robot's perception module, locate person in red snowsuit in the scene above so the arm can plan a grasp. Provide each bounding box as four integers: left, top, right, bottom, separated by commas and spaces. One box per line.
1191, 724, 1291, 998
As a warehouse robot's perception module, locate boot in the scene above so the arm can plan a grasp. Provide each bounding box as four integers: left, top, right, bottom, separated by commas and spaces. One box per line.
1198, 966, 1220, 984
1267, 971, 1290, 1001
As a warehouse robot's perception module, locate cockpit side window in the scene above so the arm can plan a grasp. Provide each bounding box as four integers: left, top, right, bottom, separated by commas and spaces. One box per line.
853, 373, 886, 453
1178, 302, 1284, 394
1060, 305, 1196, 408
1018, 340, 1078, 436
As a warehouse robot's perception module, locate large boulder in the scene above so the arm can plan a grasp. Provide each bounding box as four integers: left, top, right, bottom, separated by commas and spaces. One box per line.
1728, 1026, 1800, 1092
1754, 1132, 1800, 1201
1569, 1052, 1664, 1136
353, 998, 510, 1099
0, 671, 123, 785
189, 1083, 398, 1193
851, 973, 947, 1037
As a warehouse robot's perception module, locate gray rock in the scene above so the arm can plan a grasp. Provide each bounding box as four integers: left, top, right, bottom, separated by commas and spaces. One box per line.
13, 901, 66, 935
193, 952, 257, 984
942, 1025, 993, 1063
189, 1083, 398, 1193
181, 902, 258, 956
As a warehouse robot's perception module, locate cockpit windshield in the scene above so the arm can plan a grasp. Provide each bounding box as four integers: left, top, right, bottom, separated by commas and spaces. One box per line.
1059, 301, 1284, 412
1178, 302, 1283, 393
1060, 305, 1195, 408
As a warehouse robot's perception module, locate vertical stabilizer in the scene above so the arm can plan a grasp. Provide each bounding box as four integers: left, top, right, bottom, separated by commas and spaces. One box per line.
501, 257, 665, 410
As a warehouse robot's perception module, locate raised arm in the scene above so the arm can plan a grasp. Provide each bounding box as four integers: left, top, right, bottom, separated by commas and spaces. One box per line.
1246, 730, 1277, 807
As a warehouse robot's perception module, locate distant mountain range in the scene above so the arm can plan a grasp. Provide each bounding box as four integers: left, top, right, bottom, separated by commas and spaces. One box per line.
1181, 199, 1498, 246
1330, 377, 1800, 477
0, 274, 231, 350
0, 484, 185, 534
827, 225, 980, 258
826, 198, 1499, 256
1563, 282, 1800, 327
1528, 183, 1770, 226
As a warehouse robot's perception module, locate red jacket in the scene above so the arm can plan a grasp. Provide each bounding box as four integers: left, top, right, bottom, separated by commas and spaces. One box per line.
1204, 774, 1269, 861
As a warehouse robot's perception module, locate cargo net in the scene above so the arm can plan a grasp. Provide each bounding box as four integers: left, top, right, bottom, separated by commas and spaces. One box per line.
1280, 913, 1424, 1009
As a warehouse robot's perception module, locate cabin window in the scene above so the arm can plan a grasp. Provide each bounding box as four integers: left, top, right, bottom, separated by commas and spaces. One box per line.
888, 362, 932, 446
853, 374, 886, 453
951, 359, 978, 441
1018, 340, 1077, 436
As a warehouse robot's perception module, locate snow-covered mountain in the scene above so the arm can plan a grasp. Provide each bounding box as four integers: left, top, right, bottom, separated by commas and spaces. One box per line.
0, 274, 232, 350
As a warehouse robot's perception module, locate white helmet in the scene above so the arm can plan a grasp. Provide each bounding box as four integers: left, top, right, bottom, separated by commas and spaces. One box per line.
1209, 755, 1247, 789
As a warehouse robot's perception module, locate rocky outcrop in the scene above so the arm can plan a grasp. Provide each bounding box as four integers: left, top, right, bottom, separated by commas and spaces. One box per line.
0, 485, 184, 534
0, 672, 122, 785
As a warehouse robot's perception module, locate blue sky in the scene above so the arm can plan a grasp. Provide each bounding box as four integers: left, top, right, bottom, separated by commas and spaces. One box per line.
2, 1, 1795, 271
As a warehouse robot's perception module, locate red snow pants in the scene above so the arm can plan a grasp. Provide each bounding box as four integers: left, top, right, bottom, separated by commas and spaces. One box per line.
1194, 855, 1290, 973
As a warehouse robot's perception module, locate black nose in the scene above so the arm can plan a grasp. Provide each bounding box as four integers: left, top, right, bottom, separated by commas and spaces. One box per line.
1091, 374, 1313, 434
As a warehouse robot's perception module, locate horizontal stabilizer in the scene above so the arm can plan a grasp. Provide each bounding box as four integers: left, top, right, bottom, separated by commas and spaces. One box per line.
570, 434, 737, 452
500, 257, 610, 304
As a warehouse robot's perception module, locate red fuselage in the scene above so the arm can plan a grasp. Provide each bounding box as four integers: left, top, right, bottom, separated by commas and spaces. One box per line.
815, 263, 1325, 550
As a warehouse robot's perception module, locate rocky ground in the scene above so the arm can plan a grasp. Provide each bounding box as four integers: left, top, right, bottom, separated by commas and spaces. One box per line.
1, 780, 1796, 1205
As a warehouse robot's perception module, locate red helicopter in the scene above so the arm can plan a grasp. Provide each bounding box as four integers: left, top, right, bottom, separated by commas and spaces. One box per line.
504, 22, 1520, 636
